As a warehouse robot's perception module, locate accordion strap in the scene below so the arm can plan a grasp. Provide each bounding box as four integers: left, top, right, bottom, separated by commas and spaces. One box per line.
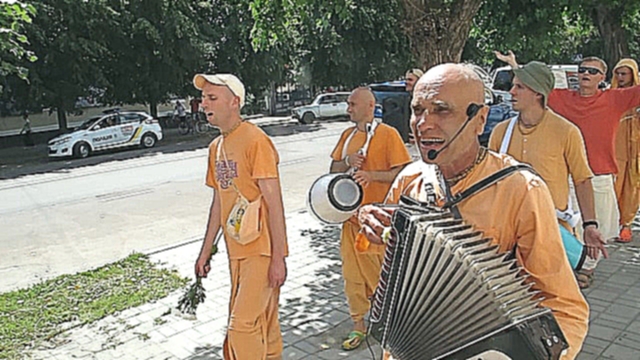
443, 164, 536, 210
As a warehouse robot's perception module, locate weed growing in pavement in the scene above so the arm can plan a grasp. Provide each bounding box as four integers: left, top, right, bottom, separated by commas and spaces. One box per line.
0, 253, 188, 359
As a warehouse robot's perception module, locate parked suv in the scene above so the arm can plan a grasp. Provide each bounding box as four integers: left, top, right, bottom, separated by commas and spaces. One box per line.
291, 92, 350, 124
48, 111, 163, 158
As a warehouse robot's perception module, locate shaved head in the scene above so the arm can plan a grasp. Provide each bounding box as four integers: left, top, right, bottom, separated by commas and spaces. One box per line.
351, 87, 376, 104
347, 87, 376, 123
414, 64, 485, 106
410, 63, 489, 174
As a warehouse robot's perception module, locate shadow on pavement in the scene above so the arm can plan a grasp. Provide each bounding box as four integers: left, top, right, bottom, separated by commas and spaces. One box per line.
186, 222, 381, 359
262, 119, 346, 138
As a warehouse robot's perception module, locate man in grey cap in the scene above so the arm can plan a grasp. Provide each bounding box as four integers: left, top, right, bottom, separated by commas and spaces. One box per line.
488, 61, 607, 280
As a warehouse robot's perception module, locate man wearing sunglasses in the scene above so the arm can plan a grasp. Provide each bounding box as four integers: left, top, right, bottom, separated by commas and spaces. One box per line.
495, 51, 640, 288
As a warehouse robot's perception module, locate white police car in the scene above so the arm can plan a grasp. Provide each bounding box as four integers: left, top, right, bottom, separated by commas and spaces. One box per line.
48, 111, 163, 158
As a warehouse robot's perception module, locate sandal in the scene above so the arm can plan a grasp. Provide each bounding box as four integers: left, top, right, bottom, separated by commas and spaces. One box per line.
575, 268, 594, 289
616, 227, 632, 243
342, 330, 366, 350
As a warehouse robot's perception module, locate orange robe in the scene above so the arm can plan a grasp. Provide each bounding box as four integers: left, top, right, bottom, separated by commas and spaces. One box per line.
385, 152, 588, 360
330, 122, 411, 322
488, 109, 593, 232
615, 108, 640, 226
206, 122, 288, 359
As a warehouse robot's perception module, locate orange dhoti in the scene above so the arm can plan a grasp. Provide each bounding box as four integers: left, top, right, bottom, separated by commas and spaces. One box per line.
615, 159, 640, 226
223, 256, 282, 360
340, 220, 384, 322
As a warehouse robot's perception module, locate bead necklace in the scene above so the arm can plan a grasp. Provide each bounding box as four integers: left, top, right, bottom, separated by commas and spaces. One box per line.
445, 147, 488, 186
222, 121, 242, 137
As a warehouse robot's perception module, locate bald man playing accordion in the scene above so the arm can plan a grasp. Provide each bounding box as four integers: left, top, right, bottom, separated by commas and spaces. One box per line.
359, 63, 588, 360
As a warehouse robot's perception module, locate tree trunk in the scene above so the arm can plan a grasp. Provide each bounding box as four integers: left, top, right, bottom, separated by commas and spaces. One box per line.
269, 82, 277, 116
56, 104, 68, 133
149, 101, 158, 118
591, 4, 629, 76
400, 0, 484, 70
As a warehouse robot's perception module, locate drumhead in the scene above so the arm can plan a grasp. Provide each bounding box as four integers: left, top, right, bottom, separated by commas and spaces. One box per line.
328, 175, 362, 211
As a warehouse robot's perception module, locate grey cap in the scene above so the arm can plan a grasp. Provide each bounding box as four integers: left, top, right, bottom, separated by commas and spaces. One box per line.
513, 61, 555, 106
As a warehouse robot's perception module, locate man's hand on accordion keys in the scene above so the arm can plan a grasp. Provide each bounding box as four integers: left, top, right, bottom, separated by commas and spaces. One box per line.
358, 204, 395, 245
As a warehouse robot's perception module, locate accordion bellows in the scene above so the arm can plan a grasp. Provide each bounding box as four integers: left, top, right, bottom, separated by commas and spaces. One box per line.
370, 206, 568, 360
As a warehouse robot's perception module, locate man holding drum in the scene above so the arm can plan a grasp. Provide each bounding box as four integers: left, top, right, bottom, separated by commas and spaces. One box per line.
329, 87, 411, 350
359, 64, 588, 359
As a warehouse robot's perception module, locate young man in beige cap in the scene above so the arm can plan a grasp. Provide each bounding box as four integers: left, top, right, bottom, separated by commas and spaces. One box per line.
193, 73, 288, 359
611, 58, 640, 243
488, 61, 607, 288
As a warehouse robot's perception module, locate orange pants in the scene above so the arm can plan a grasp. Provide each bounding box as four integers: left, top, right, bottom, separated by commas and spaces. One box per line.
223, 256, 282, 360
615, 160, 640, 227
341, 221, 384, 323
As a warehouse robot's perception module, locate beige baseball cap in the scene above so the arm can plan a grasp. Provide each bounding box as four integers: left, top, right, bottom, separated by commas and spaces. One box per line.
193, 73, 245, 108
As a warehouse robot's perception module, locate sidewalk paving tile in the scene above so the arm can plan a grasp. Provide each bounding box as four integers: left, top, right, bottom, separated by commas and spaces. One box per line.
23, 211, 640, 360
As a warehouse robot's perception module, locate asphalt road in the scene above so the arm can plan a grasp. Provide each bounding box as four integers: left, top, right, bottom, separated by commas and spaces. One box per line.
0, 119, 351, 292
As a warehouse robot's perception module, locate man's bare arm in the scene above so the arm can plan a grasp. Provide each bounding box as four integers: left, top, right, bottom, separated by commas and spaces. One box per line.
574, 178, 608, 259
259, 178, 288, 287
494, 50, 519, 68
330, 159, 349, 173
195, 191, 221, 277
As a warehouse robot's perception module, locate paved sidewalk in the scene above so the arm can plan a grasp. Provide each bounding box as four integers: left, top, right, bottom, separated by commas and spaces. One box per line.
25, 211, 640, 360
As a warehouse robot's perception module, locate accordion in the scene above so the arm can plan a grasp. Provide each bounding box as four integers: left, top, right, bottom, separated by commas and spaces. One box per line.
370, 204, 568, 360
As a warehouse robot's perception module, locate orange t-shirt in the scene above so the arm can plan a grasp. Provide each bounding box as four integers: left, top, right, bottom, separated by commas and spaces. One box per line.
206, 122, 288, 259
386, 153, 589, 360
488, 109, 593, 212
330, 122, 412, 207
548, 87, 640, 175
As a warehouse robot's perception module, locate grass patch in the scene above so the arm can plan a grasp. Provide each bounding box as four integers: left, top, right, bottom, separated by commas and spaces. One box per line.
0, 253, 188, 359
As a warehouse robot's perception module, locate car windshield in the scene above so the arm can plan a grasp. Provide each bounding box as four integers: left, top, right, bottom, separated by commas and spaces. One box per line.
311, 96, 324, 105
75, 116, 103, 130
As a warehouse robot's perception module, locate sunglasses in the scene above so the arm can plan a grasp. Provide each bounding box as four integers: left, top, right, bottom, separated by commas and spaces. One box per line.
578, 67, 603, 75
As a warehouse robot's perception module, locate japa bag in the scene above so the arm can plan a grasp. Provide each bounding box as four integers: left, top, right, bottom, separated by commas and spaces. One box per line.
217, 139, 262, 245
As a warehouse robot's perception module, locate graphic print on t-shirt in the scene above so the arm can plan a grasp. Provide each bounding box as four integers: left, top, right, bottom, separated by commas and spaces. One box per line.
216, 160, 238, 189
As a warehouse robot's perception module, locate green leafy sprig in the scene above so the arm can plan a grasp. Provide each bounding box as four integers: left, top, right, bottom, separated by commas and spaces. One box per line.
174, 243, 218, 320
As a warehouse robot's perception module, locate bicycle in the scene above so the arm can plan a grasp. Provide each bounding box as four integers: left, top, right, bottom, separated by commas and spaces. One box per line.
177, 114, 193, 135
194, 116, 213, 134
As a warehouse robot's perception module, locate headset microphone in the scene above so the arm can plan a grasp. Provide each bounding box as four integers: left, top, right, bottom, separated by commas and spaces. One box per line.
426, 103, 483, 161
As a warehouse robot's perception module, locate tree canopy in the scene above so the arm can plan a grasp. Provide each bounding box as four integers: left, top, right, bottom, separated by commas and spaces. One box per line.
0, 0, 36, 81
1, 0, 639, 127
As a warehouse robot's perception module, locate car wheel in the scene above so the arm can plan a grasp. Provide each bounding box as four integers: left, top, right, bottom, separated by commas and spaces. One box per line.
141, 133, 157, 148
73, 142, 91, 159
300, 112, 315, 124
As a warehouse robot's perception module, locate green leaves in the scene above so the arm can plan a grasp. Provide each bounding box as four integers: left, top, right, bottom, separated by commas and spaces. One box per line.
250, 0, 414, 88
0, 253, 187, 359
466, 0, 639, 70
0, 1, 36, 80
